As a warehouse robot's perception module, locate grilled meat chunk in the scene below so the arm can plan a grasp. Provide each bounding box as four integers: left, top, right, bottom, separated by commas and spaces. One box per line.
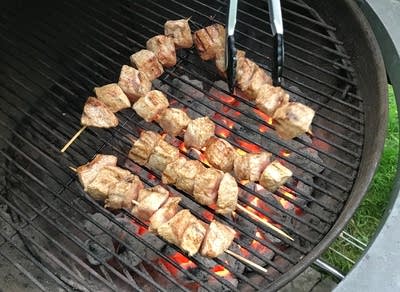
132, 186, 170, 221
81, 97, 119, 128
216, 173, 238, 214
255, 84, 290, 116
243, 67, 272, 98
259, 161, 292, 192
200, 220, 235, 258
180, 219, 207, 256
175, 160, 206, 194
94, 83, 131, 113
132, 90, 169, 122
157, 108, 191, 137
128, 131, 162, 165
184, 117, 215, 149
130, 49, 164, 81
149, 197, 182, 233
234, 152, 272, 182
147, 139, 180, 173
193, 168, 223, 206
273, 102, 315, 139
118, 65, 152, 103
204, 137, 236, 172
146, 35, 177, 68
164, 18, 193, 48
193, 24, 225, 61
76, 154, 117, 191
236, 57, 258, 94
215, 49, 245, 78
162, 156, 187, 185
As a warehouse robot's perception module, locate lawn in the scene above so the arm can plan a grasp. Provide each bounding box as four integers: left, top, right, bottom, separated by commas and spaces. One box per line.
322, 85, 399, 273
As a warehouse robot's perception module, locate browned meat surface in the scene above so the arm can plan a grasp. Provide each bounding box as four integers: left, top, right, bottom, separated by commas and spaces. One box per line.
204, 137, 236, 172
157, 108, 191, 137
81, 97, 119, 128
94, 83, 131, 113
216, 173, 238, 214
180, 219, 207, 256
162, 156, 187, 185
273, 102, 315, 139
128, 131, 162, 165
164, 18, 193, 48
255, 84, 290, 116
132, 186, 170, 221
76, 154, 117, 191
193, 24, 225, 61
193, 168, 223, 206
147, 139, 180, 173
259, 160, 292, 192
118, 65, 152, 103
243, 67, 272, 98
146, 35, 177, 68
130, 49, 164, 81
184, 117, 215, 149
234, 152, 272, 182
175, 160, 205, 194
132, 90, 169, 122
236, 57, 257, 94
149, 197, 182, 233
215, 49, 245, 78
200, 220, 235, 258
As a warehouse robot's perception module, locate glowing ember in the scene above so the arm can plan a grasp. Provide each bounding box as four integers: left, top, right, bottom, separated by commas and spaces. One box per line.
258, 124, 268, 133
215, 125, 231, 139
253, 109, 273, 125
236, 138, 261, 153
278, 189, 296, 210
312, 138, 330, 152
202, 211, 214, 222
213, 265, 231, 277
279, 149, 291, 157
179, 141, 188, 153
236, 148, 247, 156
213, 113, 235, 129
147, 173, 156, 181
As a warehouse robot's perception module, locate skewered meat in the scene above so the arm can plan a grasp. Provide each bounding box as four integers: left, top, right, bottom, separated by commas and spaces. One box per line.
193, 168, 223, 206
81, 97, 119, 128
147, 139, 180, 173
146, 35, 177, 68
273, 102, 315, 139
234, 152, 272, 182
76, 154, 117, 191
157, 108, 191, 137
193, 24, 225, 61
132, 185, 169, 221
118, 65, 152, 103
255, 84, 290, 116
175, 160, 206, 194
200, 220, 235, 258
236, 57, 258, 94
243, 67, 272, 98
132, 90, 169, 122
149, 197, 182, 232
164, 18, 193, 49
259, 160, 292, 192
130, 49, 164, 81
94, 83, 131, 113
128, 131, 162, 165
180, 219, 207, 256
216, 173, 238, 214
184, 117, 215, 149
204, 137, 236, 172
162, 156, 187, 185
215, 49, 246, 78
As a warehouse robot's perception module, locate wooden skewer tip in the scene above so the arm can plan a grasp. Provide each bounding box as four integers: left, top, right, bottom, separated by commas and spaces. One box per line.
69, 166, 77, 172
225, 249, 268, 274
61, 125, 87, 153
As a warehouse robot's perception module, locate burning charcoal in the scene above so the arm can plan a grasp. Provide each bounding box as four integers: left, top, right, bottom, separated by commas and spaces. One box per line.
119, 250, 142, 268
83, 213, 112, 236
198, 274, 238, 292
235, 216, 257, 246
142, 232, 166, 261
192, 253, 217, 269
212, 80, 229, 92
296, 173, 314, 197
218, 243, 245, 275
288, 147, 325, 176
172, 75, 204, 99
85, 235, 114, 266
111, 217, 140, 247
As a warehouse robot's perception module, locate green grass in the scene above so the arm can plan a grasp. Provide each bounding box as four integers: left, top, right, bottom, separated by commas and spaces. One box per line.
322, 85, 399, 273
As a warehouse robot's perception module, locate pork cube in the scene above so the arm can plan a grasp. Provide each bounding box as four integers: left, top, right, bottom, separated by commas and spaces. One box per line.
215, 49, 246, 78
94, 83, 131, 113
259, 161, 292, 192
255, 84, 290, 116
175, 160, 206, 194
216, 173, 238, 215
200, 220, 235, 258
162, 156, 187, 185
193, 168, 223, 206
243, 67, 272, 99
180, 220, 207, 256
164, 18, 193, 48
77, 154, 117, 191
184, 117, 215, 149
193, 24, 225, 60
132, 90, 169, 122
105, 174, 143, 210
149, 197, 182, 233
147, 139, 180, 173
236, 57, 258, 94
157, 108, 191, 137
146, 35, 177, 68
128, 131, 162, 165
273, 102, 315, 140
234, 152, 272, 182
204, 137, 236, 172
118, 65, 152, 103
130, 49, 164, 81
132, 186, 170, 221
81, 97, 119, 128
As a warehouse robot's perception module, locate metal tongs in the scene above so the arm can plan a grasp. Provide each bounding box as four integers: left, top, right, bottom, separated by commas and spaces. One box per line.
225, 0, 284, 92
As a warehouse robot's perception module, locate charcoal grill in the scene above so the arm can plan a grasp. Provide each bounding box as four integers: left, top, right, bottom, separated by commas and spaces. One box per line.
0, 0, 387, 291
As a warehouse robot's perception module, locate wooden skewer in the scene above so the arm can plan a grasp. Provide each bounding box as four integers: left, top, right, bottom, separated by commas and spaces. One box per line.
69, 166, 77, 172
61, 125, 87, 153
236, 204, 294, 241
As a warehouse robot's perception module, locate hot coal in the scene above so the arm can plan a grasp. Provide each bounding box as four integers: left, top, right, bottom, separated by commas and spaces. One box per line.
142, 232, 166, 261
172, 75, 204, 100
218, 243, 245, 275
83, 213, 112, 236
198, 274, 238, 292
288, 147, 325, 177
119, 250, 142, 267
295, 174, 314, 197
85, 235, 114, 266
